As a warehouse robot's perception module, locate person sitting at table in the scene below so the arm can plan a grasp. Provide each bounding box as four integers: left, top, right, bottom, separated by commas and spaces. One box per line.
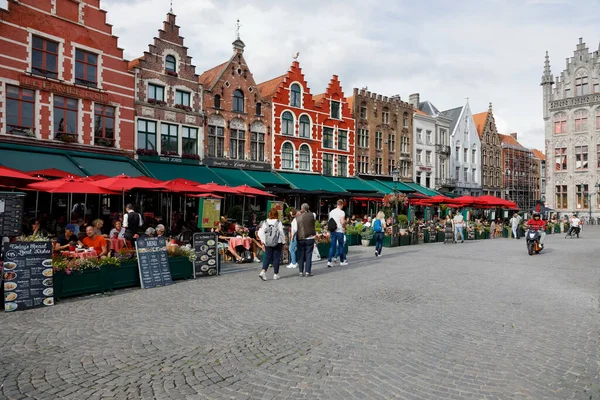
29, 218, 49, 238
234, 223, 261, 263
213, 223, 244, 263
54, 224, 79, 252
140, 227, 156, 238
155, 224, 165, 237
109, 220, 125, 239
91, 219, 107, 237
80, 225, 108, 259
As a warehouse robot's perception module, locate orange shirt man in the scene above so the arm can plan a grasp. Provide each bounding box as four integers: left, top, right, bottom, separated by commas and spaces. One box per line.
81, 225, 108, 258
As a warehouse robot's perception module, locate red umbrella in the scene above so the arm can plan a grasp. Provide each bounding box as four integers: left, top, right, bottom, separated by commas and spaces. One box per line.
92, 174, 162, 191
455, 195, 488, 207
87, 174, 110, 181
196, 182, 240, 194
187, 193, 224, 199
27, 177, 118, 194
160, 178, 208, 193
28, 168, 80, 179
233, 184, 276, 197
478, 195, 519, 209
0, 165, 44, 187
136, 176, 164, 184
425, 195, 461, 205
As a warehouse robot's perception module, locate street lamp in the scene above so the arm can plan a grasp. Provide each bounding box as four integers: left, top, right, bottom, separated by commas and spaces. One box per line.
392, 168, 399, 220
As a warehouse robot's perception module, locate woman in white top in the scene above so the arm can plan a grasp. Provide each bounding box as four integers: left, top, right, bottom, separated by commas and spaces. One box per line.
373, 211, 387, 257
257, 208, 286, 281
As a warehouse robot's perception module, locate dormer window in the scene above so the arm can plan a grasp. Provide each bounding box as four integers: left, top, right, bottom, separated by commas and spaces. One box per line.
165, 55, 176, 75
233, 89, 244, 112
290, 84, 301, 107
330, 101, 340, 119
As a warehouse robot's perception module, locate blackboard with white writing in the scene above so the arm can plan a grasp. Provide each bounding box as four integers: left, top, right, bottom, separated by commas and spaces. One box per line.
0, 192, 25, 237
192, 232, 219, 277
135, 236, 172, 289
3, 241, 54, 312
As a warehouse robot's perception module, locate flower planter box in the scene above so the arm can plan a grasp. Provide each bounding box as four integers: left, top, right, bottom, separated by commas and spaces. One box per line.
345, 234, 361, 246
502, 227, 509, 238
474, 231, 482, 240
545, 228, 552, 234
554, 224, 561, 234
317, 243, 349, 258
383, 235, 392, 247
107, 261, 140, 291
55, 267, 108, 300
169, 256, 194, 280
484, 231, 490, 239
437, 232, 445, 242
423, 231, 431, 243
399, 235, 410, 246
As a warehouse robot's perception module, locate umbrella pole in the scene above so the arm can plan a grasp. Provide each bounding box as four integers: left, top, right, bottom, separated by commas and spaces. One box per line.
183, 193, 186, 223
242, 196, 246, 226
98, 194, 101, 219
49, 193, 53, 215
35, 191, 39, 218
84, 193, 87, 219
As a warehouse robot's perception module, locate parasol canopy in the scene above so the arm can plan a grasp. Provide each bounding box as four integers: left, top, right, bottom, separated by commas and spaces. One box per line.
27, 177, 119, 194
196, 182, 240, 194
28, 168, 80, 179
92, 174, 162, 191
233, 184, 276, 197
0, 165, 44, 187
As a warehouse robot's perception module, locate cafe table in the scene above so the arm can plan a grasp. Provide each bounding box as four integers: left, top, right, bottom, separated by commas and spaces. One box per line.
61, 249, 98, 259
107, 238, 126, 252
229, 236, 253, 250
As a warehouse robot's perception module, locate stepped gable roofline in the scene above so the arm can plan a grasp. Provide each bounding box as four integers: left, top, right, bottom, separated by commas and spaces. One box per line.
532, 148, 546, 161
257, 75, 286, 99
440, 105, 464, 135
198, 61, 229, 89
472, 111, 489, 138
354, 88, 412, 109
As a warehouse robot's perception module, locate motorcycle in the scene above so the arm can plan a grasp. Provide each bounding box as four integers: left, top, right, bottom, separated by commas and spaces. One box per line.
525, 228, 543, 255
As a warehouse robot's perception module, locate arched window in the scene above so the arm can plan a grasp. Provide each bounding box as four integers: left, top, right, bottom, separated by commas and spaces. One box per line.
290, 84, 301, 107
214, 94, 221, 109
299, 144, 310, 171
281, 143, 293, 169
233, 89, 244, 112
574, 110, 588, 132
299, 115, 310, 138
281, 111, 294, 135
255, 103, 262, 116
165, 55, 176, 73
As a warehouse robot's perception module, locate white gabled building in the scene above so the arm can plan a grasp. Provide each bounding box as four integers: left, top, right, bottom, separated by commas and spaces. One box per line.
441, 101, 483, 196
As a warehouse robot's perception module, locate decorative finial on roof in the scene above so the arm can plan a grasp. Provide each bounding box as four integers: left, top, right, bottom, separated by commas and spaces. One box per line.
236, 19, 241, 40
170, 0, 173, 13
488, 102, 493, 112
293, 52, 300, 60
541, 51, 554, 85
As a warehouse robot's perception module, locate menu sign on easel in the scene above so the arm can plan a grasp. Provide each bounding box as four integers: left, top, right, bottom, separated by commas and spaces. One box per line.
135, 236, 173, 289
192, 232, 219, 277
3, 241, 54, 312
0, 192, 25, 236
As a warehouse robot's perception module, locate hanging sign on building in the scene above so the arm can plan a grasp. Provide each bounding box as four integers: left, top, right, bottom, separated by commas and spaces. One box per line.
20, 75, 109, 102
203, 157, 271, 171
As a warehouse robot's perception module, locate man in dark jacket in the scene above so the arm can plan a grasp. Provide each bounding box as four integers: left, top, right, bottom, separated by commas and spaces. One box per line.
123, 204, 142, 243
296, 203, 316, 277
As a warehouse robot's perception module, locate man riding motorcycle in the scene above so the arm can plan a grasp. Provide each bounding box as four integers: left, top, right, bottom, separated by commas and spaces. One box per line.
525, 212, 546, 248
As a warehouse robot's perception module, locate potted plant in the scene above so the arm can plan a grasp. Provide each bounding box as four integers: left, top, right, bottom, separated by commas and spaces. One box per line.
436, 224, 445, 242
345, 224, 362, 246
315, 232, 331, 257
360, 227, 374, 246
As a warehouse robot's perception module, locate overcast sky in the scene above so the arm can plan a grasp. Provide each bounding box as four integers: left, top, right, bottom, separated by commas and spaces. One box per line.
104, 0, 600, 152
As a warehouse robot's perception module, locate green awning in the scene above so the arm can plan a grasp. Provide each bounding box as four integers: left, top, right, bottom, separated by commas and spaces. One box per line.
244, 170, 290, 187
374, 179, 415, 193
71, 156, 144, 177
208, 167, 264, 188
143, 162, 226, 184
0, 147, 82, 175
403, 182, 440, 197
324, 176, 382, 194
277, 172, 347, 193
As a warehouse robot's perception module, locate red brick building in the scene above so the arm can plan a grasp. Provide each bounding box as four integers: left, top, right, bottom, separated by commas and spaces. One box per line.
198, 35, 271, 171
258, 61, 355, 176
0, 0, 135, 152
128, 12, 203, 160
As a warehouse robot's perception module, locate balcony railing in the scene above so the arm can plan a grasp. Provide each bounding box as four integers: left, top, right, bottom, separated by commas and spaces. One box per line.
94, 136, 115, 148
435, 144, 451, 154
435, 177, 457, 187
8, 125, 35, 137
550, 93, 600, 111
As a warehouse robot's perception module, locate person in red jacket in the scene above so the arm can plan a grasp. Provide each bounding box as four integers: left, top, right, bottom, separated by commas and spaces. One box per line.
525, 212, 546, 247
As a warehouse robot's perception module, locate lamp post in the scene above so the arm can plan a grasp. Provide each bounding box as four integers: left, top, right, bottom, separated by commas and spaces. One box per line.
392, 168, 399, 220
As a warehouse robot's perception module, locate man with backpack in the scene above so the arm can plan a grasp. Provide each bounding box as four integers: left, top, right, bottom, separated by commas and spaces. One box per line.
257, 208, 285, 281
327, 199, 348, 267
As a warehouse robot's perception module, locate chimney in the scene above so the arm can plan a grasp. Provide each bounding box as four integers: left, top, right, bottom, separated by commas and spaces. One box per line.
510, 132, 518, 140
409, 93, 420, 108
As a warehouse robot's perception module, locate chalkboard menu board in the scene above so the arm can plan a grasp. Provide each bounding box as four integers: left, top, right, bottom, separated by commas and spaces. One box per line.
3, 241, 54, 312
0, 192, 25, 237
135, 236, 173, 289
193, 232, 219, 277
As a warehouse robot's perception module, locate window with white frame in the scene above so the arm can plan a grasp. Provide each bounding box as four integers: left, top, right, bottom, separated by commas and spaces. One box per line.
32, 36, 58, 79
375, 157, 383, 175
251, 132, 265, 162
229, 129, 245, 159
161, 123, 178, 154
323, 153, 333, 175
416, 128, 422, 143
207, 125, 224, 157
182, 126, 197, 156
426, 130, 432, 144
338, 155, 347, 177
358, 129, 369, 148
148, 84, 165, 101
281, 143, 294, 169
554, 113, 567, 134
425, 151, 431, 164
375, 131, 382, 150
281, 111, 294, 135
137, 119, 156, 151
574, 110, 588, 132
299, 145, 310, 171
290, 84, 301, 107
299, 115, 311, 138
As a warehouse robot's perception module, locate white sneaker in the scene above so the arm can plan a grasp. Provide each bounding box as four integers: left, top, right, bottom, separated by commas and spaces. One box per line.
286, 263, 297, 269
273, 274, 280, 280
253, 257, 261, 263
327, 262, 333, 268
340, 261, 348, 266
259, 271, 267, 281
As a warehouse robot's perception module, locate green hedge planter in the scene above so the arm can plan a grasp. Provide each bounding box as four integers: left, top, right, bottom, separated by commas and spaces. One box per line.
345, 234, 361, 246
474, 231, 481, 240
423, 231, 431, 243
502, 227, 509, 238
437, 232, 445, 242
383, 235, 392, 247
554, 224, 561, 233
484, 231, 490, 239
55, 267, 108, 300
317, 242, 349, 258
545, 227, 552, 234
399, 235, 410, 246
168, 256, 194, 280
107, 261, 140, 291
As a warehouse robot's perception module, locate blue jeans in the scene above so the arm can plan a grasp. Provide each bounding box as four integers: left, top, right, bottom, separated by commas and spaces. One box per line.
262, 243, 282, 274
454, 225, 464, 241
289, 236, 297, 264
374, 232, 384, 255
328, 231, 346, 262
297, 238, 315, 274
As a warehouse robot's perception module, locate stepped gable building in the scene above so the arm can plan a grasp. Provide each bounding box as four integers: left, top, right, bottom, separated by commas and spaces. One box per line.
198, 33, 270, 170
532, 148, 546, 203
0, 0, 135, 152
349, 88, 413, 181
409, 93, 453, 191
542, 38, 600, 215
472, 103, 502, 197
129, 12, 203, 160
441, 101, 482, 196
498, 133, 537, 211
258, 61, 354, 176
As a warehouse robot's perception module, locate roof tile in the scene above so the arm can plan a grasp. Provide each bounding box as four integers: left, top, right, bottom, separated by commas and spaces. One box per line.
472, 111, 488, 138
257, 75, 285, 99
532, 148, 546, 160
198, 61, 229, 87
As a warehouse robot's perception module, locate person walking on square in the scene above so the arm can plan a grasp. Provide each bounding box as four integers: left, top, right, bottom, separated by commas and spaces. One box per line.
453, 210, 465, 243
257, 208, 285, 281
296, 203, 316, 277
444, 214, 454, 243
510, 213, 522, 239
287, 208, 300, 269
327, 199, 348, 267
373, 211, 386, 256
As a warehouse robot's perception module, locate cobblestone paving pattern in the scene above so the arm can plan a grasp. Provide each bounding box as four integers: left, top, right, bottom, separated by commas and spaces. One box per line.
1, 228, 600, 399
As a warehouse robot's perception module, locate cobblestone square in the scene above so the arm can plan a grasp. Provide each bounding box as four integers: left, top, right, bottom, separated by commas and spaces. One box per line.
1, 229, 599, 399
